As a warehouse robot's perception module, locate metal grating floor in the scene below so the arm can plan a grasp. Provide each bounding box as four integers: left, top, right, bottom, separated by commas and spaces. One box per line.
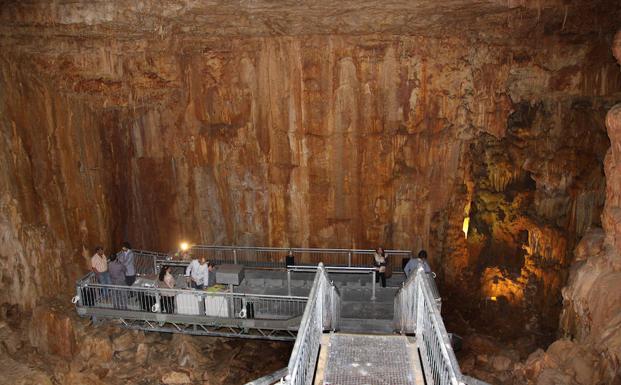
322, 334, 417, 385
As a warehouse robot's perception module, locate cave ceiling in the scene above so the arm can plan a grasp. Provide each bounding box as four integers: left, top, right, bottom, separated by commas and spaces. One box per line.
0, 0, 616, 43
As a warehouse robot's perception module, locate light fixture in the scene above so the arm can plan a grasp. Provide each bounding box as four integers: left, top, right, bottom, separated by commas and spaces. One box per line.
180, 242, 189, 251
462, 217, 470, 239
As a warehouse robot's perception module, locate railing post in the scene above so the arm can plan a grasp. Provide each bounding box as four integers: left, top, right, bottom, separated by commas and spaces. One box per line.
287, 270, 292, 297
371, 271, 376, 301
233, 248, 238, 264
331, 285, 338, 331
348, 251, 352, 267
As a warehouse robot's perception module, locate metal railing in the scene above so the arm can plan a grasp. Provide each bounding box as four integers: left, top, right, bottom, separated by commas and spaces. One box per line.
395, 266, 465, 385
73, 273, 307, 321
181, 245, 412, 272
394, 265, 442, 334
287, 265, 379, 300
283, 263, 340, 385
133, 249, 168, 275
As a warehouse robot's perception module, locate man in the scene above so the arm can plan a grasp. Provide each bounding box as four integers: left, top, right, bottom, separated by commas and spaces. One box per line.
91, 246, 111, 284
404, 249, 432, 278
118, 241, 136, 286
185, 256, 209, 290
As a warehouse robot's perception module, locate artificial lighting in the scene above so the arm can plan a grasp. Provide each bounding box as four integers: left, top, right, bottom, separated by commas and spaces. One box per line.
489, 296, 497, 301
180, 242, 189, 251
462, 217, 470, 239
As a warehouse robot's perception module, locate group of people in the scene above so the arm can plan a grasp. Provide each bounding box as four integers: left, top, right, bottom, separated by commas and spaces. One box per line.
90, 242, 136, 286
89, 242, 218, 314
373, 247, 432, 288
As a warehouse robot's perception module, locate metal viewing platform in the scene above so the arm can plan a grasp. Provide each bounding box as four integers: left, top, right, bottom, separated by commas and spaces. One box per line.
72, 245, 485, 385
72, 246, 415, 341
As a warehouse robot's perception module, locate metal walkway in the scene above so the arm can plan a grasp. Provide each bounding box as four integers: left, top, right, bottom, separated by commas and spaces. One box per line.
318, 334, 423, 385
278, 262, 488, 385
72, 246, 414, 341
72, 245, 485, 385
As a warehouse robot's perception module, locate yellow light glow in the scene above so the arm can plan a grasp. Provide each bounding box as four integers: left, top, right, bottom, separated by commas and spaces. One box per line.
490, 296, 497, 301
462, 217, 470, 239
180, 242, 189, 251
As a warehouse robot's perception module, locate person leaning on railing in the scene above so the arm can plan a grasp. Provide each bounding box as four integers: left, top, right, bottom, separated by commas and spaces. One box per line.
185, 256, 209, 289
108, 253, 126, 285
403, 250, 432, 278
158, 265, 176, 313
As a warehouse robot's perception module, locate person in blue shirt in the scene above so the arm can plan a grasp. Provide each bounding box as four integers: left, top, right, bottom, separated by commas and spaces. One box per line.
404, 249, 432, 278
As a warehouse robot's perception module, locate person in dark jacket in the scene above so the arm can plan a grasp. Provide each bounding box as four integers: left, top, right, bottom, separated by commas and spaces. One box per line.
108, 253, 126, 285
118, 241, 136, 286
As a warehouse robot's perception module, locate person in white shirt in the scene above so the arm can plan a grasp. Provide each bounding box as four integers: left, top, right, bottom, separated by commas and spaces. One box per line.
185, 257, 209, 290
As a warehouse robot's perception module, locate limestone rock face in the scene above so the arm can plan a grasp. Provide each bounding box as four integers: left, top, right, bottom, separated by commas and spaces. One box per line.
0, 3, 620, 384
1, 2, 620, 319
522, 30, 621, 385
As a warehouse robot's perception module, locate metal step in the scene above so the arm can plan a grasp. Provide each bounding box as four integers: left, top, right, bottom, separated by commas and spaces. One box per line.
318, 333, 421, 385
337, 318, 395, 334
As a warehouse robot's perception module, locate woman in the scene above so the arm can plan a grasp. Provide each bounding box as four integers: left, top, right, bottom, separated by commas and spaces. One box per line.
158, 265, 176, 314
373, 247, 388, 288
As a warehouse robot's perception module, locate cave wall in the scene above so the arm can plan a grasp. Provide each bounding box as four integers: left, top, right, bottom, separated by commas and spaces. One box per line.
0, 58, 126, 307
0, 2, 620, 317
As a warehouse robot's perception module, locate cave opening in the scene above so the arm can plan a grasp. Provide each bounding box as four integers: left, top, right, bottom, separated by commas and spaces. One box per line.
1, 1, 621, 385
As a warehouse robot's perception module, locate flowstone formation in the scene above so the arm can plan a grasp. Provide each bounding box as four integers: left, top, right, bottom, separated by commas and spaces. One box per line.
0, 2, 621, 385
455, 30, 621, 385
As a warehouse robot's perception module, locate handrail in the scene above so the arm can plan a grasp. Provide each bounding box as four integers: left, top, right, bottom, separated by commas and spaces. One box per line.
283, 263, 340, 385
286, 265, 376, 273
73, 273, 308, 323
244, 367, 288, 385
395, 266, 466, 385
185, 245, 412, 272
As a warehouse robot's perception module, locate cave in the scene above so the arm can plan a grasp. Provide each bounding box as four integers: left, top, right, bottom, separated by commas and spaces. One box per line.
1, 1, 621, 385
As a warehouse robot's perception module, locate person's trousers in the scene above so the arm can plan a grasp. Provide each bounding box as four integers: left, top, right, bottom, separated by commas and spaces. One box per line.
375, 272, 386, 288
97, 271, 111, 297
191, 281, 204, 290
97, 271, 111, 285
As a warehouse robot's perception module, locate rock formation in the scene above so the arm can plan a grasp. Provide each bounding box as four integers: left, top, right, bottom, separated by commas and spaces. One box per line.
0, 302, 291, 385
0, 1, 621, 384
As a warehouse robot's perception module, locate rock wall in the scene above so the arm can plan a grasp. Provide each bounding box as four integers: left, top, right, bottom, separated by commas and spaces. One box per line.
511, 31, 621, 385
0, 2, 620, 335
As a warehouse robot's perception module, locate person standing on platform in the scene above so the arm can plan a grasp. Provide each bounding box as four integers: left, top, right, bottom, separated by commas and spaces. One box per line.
118, 241, 136, 286
185, 256, 209, 290
206, 262, 216, 287
158, 265, 176, 313
91, 246, 111, 285
108, 253, 126, 285
373, 247, 388, 288
404, 249, 433, 278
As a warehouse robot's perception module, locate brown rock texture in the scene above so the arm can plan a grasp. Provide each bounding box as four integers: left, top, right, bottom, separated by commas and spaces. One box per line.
0, 302, 291, 385
517, 29, 621, 385
1, 2, 620, 316
0, 2, 620, 383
